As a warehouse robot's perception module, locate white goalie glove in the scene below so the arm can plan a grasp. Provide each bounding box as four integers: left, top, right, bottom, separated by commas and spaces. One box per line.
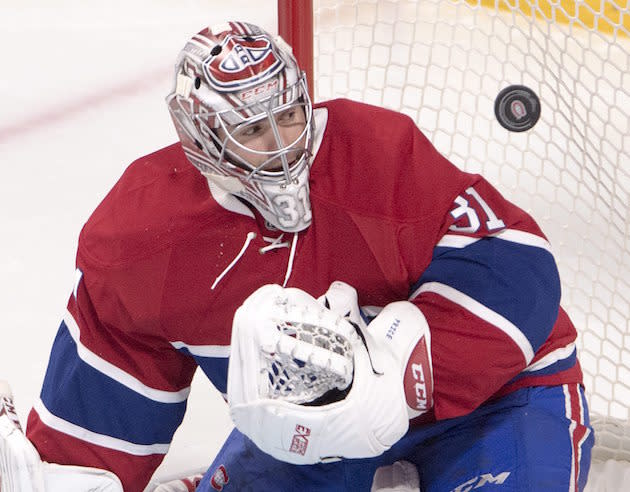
227, 281, 433, 465
0, 381, 123, 492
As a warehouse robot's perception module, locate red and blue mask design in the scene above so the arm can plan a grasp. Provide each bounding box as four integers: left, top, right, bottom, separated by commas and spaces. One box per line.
202, 33, 286, 92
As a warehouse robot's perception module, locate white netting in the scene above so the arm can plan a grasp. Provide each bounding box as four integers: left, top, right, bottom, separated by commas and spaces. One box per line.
311, 0, 630, 461
264, 320, 355, 404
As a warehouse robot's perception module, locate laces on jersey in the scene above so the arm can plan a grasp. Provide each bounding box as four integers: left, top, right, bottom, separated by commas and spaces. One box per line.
260, 233, 290, 253
260, 232, 298, 287
211, 232, 257, 290
211, 231, 299, 290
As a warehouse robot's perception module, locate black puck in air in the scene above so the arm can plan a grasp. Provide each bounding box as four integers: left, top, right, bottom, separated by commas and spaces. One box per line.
494, 85, 541, 132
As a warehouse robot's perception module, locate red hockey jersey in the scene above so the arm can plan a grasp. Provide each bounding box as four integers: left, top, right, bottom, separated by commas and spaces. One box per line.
27, 99, 582, 491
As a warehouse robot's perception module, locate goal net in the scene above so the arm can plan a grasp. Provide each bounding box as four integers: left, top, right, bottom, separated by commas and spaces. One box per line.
279, 0, 630, 464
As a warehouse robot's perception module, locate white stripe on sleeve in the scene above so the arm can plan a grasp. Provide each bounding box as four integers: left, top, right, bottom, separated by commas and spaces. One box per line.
491, 229, 553, 254
436, 235, 479, 248
63, 310, 190, 404
410, 282, 534, 363
524, 343, 576, 372
170, 341, 231, 358
34, 399, 170, 456
436, 229, 553, 254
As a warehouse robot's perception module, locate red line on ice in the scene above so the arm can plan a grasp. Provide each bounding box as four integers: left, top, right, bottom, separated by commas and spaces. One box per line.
0, 67, 171, 143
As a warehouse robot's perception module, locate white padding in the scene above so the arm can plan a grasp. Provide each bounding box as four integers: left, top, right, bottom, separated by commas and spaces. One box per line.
228, 282, 431, 464
371, 461, 421, 492
43, 464, 123, 492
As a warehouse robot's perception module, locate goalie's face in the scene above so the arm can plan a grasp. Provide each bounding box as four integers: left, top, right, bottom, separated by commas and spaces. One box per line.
166, 22, 315, 231
216, 104, 308, 174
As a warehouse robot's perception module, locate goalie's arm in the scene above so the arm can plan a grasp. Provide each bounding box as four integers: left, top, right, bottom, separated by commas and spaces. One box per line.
407, 224, 563, 421
26, 263, 197, 492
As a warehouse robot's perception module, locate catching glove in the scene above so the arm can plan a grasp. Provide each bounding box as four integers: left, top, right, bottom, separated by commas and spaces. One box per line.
227, 282, 433, 464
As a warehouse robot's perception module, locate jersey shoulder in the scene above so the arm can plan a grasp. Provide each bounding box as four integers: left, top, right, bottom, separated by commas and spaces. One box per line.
312, 99, 474, 223
78, 143, 215, 267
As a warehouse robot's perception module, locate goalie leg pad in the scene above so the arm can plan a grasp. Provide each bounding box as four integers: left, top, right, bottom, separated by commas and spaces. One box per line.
43, 464, 123, 492
371, 460, 421, 492
1, 382, 46, 492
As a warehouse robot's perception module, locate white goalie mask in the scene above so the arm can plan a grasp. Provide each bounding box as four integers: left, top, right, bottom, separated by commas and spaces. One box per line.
166, 22, 315, 232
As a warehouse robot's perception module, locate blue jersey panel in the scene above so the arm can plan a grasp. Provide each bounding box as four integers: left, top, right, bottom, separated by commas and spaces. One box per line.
174, 347, 230, 395
413, 237, 561, 351
40, 322, 187, 444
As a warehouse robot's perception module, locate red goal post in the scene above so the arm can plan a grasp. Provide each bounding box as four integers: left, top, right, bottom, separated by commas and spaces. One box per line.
277, 0, 314, 99
277, 0, 630, 464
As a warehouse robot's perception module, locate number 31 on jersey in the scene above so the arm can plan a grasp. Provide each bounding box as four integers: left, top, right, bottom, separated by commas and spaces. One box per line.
449, 186, 505, 234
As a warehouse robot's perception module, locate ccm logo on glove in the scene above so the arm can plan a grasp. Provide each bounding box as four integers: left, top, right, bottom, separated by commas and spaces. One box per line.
404, 337, 433, 413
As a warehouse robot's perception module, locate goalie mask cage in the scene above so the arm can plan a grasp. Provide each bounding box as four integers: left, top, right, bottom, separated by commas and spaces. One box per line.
278, 0, 630, 463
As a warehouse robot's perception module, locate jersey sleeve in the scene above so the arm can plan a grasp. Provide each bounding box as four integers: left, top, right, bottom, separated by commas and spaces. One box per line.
26, 257, 198, 491
407, 178, 566, 420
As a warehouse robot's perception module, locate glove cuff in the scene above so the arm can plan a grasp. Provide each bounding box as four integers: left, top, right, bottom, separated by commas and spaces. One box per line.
366, 301, 434, 419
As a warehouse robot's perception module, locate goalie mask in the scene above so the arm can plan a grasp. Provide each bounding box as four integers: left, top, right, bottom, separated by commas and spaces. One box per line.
166, 22, 314, 232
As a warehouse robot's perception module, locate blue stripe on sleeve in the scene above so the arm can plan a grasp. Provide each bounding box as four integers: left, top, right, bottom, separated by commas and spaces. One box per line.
40, 322, 187, 445
412, 237, 561, 352
173, 345, 229, 395
194, 356, 229, 395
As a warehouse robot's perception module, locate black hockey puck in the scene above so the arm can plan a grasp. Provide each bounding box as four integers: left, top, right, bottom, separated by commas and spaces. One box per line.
494, 85, 541, 132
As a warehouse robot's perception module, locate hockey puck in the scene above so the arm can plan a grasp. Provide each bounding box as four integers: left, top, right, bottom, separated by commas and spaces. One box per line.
494, 85, 541, 132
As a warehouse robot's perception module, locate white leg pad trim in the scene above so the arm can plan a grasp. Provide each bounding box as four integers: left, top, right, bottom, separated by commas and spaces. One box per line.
371, 460, 421, 492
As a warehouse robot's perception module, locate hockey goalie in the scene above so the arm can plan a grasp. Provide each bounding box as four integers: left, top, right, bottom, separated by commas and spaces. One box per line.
4, 20, 593, 492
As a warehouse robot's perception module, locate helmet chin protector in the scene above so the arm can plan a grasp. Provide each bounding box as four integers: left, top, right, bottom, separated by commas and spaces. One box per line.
166, 21, 314, 232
